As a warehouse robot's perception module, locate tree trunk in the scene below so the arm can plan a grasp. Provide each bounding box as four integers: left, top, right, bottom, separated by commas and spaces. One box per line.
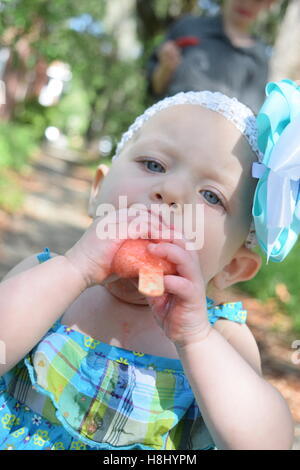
0, 17, 48, 121
269, 0, 300, 81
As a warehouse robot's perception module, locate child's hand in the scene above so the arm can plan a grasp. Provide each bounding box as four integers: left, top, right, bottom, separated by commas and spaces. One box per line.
64, 208, 170, 289
145, 238, 212, 349
158, 40, 182, 74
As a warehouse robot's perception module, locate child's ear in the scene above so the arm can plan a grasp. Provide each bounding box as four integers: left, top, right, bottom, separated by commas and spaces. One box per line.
211, 245, 262, 291
88, 164, 110, 217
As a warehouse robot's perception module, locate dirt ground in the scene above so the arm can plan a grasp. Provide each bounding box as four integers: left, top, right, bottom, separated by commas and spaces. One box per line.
0, 149, 299, 450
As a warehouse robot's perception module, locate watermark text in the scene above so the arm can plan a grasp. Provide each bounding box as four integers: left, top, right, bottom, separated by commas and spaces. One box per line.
95, 196, 204, 250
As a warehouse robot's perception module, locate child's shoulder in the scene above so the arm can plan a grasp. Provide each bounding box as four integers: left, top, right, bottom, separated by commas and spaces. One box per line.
2, 251, 60, 282
213, 318, 262, 376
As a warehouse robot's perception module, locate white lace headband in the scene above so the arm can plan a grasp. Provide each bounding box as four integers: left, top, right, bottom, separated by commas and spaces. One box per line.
112, 91, 263, 249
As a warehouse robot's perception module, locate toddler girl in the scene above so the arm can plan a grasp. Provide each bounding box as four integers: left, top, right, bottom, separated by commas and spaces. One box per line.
0, 80, 297, 450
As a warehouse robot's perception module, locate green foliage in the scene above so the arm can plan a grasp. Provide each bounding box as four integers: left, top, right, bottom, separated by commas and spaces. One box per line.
0, 122, 38, 170
45, 80, 90, 136
0, 122, 36, 212
14, 99, 51, 141
0, 170, 24, 212
0, 0, 106, 37
16, 79, 91, 141
0, 0, 150, 149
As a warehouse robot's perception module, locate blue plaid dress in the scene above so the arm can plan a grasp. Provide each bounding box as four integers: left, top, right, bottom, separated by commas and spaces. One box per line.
0, 248, 247, 450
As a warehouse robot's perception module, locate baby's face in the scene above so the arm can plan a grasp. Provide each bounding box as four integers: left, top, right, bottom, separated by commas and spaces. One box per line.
96, 105, 258, 286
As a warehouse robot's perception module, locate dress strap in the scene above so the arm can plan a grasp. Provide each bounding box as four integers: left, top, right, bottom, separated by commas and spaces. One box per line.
206, 297, 247, 326
36, 247, 52, 264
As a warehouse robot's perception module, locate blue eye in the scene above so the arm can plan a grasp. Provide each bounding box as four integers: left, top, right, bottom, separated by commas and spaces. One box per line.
200, 190, 223, 207
142, 159, 165, 173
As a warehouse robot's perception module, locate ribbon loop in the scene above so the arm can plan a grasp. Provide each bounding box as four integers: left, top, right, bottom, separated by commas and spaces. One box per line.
252, 79, 300, 263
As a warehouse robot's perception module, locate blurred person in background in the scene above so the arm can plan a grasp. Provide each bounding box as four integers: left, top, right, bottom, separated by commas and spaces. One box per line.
147, 0, 277, 113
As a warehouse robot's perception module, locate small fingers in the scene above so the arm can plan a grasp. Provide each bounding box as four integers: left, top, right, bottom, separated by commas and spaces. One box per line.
147, 241, 199, 281
163, 275, 195, 302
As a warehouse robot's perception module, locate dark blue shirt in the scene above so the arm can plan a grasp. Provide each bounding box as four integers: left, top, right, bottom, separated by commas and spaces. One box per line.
147, 14, 270, 113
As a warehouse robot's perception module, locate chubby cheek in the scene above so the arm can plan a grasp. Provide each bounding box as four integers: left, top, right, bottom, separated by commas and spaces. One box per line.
196, 206, 244, 283
97, 165, 147, 209
198, 212, 226, 283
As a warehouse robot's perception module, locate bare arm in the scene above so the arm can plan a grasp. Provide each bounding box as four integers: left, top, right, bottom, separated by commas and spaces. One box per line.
151, 40, 182, 96
176, 325, 294, 450
151, 63, 175, 96
0, 209, 164, 377
0, 254, 86, 376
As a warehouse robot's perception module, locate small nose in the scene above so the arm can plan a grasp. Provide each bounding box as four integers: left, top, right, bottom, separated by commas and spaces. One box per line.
151, 181, 184, 209
153, 192, 179, 209
150, 174, 187, 209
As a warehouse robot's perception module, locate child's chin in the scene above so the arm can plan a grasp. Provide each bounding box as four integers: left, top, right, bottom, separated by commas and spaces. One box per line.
105, 277, 148, 305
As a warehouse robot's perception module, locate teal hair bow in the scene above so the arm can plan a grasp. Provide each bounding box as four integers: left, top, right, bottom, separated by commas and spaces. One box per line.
252, 79, 300, 263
